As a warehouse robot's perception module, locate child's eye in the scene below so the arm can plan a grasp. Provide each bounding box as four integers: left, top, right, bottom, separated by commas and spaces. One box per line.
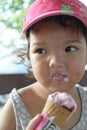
36, 49, 47, 54
65, 46, 77, 52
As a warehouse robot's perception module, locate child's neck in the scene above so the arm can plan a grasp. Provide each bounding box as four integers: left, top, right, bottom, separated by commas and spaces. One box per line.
66, 86, 78, 97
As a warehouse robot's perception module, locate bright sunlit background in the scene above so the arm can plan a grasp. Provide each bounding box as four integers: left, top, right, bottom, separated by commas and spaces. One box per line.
0, 0, 32, 74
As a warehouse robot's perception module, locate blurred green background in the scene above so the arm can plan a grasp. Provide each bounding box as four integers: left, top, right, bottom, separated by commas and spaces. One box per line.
0, 0, 34, 56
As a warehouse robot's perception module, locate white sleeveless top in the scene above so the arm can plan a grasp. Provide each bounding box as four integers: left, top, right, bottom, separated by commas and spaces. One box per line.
10, 85, 87, 130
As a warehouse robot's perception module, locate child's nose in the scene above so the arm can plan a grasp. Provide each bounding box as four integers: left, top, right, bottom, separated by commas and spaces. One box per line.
49, 53, 65, 68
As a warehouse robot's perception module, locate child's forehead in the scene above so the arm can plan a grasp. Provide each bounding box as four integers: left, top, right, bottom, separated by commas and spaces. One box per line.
27, 16, 87, 40
30, 16, 82, 33
30, 21, 82, 42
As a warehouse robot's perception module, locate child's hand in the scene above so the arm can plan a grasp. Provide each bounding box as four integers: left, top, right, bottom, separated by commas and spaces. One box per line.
26, 114, 42, 130
26, 114, 48, 130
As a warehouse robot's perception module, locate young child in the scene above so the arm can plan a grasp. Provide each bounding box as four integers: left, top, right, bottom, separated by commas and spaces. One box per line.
0, 0, 87, 130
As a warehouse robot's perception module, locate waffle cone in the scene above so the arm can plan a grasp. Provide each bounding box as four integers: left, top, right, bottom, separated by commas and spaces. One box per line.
42, 98, 71, 128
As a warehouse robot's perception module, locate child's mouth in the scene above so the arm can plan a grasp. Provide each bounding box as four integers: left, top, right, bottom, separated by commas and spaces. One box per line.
49, 73, 69, 82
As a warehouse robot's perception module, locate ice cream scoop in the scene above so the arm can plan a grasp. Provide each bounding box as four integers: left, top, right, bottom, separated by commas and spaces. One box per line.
51, 92, 77, 112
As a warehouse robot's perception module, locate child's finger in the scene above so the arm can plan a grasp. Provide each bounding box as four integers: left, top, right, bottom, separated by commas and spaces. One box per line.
34, 114, 48, 130
26, 114, 43, 130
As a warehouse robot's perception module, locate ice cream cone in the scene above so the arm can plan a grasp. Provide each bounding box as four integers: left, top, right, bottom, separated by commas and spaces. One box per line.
42, 95, 72, 128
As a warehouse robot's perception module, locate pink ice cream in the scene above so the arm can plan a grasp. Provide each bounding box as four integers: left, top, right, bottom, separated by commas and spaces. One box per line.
50, 92, 77, 112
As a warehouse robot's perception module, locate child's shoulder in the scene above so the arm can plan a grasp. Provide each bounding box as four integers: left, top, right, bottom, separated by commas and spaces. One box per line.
17, 83, 36, 102
18, 82, 37, 96
76, 84, 87, 93
76, 84, 87, 103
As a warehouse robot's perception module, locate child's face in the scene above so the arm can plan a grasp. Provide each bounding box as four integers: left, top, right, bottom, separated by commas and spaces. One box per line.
29, 21, 87, 92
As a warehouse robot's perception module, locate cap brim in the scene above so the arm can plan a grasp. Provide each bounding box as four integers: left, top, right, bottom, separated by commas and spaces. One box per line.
22, 10, 87, 36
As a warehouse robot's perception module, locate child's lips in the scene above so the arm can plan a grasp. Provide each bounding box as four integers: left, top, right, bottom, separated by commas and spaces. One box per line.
52, 74, 64, 82
49, 73, 69, 82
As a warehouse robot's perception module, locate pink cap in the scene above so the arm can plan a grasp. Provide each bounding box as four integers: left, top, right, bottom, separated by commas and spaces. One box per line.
22, 0, 87, 38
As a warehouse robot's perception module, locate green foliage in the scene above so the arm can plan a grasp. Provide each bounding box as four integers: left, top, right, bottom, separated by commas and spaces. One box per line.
0, 0, 35, 51
0, 0, 35, 32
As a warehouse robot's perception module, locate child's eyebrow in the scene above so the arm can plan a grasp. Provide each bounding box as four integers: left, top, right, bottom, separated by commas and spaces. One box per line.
32, 41, 45, 46
66, 40, 82, 44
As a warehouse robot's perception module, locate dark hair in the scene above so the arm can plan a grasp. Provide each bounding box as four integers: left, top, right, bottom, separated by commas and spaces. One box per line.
26, 15, 87, 43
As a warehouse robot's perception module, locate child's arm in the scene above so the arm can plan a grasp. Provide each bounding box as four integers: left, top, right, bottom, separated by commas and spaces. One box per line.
0, 99, 16, 130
